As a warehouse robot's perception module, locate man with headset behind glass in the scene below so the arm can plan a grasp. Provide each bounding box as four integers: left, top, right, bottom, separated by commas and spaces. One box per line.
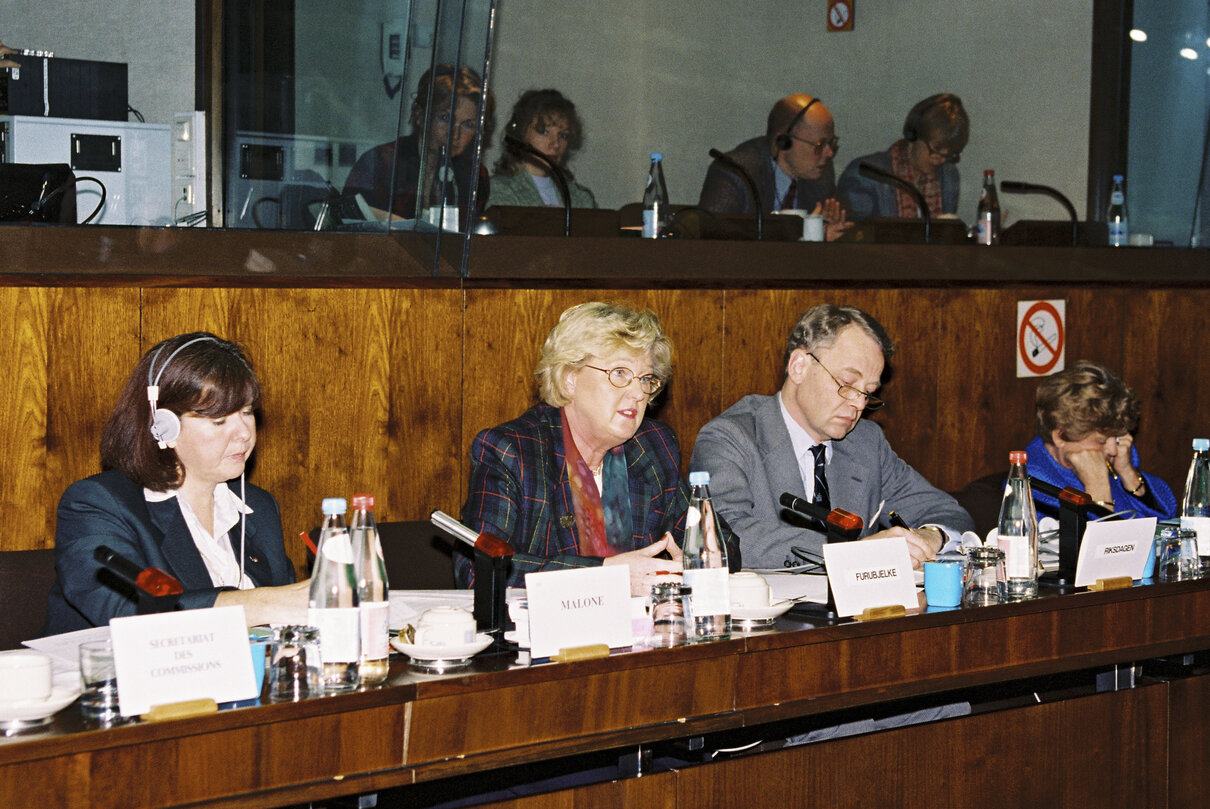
698, 93, 850, 240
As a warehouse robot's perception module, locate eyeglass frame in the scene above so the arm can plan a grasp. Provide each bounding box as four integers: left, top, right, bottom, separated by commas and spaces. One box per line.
807, 352, 885, 411
922, 140, 961, 164
582, 364, 664, 396
787, 133, 840, 156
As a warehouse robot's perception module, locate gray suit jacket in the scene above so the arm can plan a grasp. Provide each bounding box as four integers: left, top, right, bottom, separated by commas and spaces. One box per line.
690, 393, 974, 569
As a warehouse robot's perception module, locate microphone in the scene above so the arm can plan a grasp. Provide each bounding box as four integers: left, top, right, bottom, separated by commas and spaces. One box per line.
857, 162, 932, 244
1026, 477, 1112, 518
94, 545, 184, 598
504, 134, 572, 237
999, 180, 1079, 246
708, 148, 764, 241
778, 492, 863, 540
430, 510, 513, 635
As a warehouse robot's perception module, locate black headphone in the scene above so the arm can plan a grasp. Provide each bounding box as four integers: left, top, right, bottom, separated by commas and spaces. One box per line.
146, 335, 221, 449
774, 97, 822, 152
902, 93, 961, 142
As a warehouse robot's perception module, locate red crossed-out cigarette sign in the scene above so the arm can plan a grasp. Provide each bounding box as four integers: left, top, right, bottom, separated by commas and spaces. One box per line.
1017, 299, 1066, 377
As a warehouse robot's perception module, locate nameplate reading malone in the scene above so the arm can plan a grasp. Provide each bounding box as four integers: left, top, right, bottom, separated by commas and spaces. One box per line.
823, 537, 918, 617
525, 565, 631, 659
1074, 517, 1157, 588
109, 605, 257, 716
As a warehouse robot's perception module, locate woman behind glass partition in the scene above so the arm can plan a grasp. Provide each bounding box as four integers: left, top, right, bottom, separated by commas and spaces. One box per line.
343, 65, 494, 229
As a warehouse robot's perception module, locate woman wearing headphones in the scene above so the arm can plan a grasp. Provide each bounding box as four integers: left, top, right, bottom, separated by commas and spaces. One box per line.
42, 333, 307, 634
342, 64, 494, 228
837, 93, 969, 221
488, 89, 597, 209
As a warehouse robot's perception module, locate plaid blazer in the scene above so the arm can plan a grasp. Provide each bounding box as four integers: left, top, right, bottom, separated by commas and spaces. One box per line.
458, 403, 739, 586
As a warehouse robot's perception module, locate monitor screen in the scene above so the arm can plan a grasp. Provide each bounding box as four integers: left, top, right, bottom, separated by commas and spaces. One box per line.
0, 163, 77, 223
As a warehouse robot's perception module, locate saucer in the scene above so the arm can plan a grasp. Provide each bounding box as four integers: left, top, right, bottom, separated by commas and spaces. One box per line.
390, 633, 493, 669
0, 682, 81, 729
730, 602, 794, 623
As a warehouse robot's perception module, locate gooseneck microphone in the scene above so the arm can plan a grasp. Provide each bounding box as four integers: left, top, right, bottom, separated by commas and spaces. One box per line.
94, 545, 184, 599
999, 180, 1079, 246
857, 162, 932, 244
778, 492, 863, 540
503, 134, 572, 237
708, 148, 764, 241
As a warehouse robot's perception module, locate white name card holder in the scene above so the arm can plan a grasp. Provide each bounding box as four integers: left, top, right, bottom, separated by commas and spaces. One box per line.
109, 605, 256, 716
823, 537, 918, 618
1074, 517, 1157, 588
524, 565, 631, 659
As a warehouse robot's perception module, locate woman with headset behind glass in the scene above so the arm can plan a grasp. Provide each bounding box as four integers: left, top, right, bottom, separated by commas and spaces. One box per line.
838, 93, 969, 221
42, 333, 308, 635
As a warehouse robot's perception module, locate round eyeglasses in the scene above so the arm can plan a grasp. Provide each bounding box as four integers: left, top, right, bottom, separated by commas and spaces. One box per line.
923, 140, 961, 164
788, 134, 840, 156
808, 353, 885, 411
583, 364, 664, 395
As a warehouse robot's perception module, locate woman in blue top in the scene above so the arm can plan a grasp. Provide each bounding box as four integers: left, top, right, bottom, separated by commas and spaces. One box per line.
1026, 360, 1177, 520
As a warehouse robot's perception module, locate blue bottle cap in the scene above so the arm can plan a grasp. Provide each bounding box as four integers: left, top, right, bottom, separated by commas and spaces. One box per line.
1113, 174, 1124, 183
688, 471, 710, 486
321, 497, 347, 515
651, 152, 662, 161
1194, 438, 1210, 451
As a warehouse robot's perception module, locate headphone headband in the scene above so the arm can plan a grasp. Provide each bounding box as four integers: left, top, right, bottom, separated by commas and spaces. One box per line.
146, 335, 222, 449
775, 97, 822, 151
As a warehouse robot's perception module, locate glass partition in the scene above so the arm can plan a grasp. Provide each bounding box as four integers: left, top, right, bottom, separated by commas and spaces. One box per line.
219, 0, 494, 268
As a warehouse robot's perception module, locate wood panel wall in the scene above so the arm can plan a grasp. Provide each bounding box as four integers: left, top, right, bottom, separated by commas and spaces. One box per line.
3, 284, 1207, 577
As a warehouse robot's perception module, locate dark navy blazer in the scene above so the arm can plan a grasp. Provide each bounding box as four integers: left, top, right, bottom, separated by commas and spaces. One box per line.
42, 469, 294, 635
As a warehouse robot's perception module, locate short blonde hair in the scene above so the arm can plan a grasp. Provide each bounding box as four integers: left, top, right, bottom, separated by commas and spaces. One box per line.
1035, 360, 1140, 441
536, 302, 673, 407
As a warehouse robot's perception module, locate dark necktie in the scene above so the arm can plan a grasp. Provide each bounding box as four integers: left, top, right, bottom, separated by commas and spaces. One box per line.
810, 443, 830, 512
780, 180, 797, 211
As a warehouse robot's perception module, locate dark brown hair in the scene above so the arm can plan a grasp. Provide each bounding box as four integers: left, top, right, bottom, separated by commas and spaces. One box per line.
1035, 360, 1140, 442
100, 332, 261, 491
495, 89, 586, 176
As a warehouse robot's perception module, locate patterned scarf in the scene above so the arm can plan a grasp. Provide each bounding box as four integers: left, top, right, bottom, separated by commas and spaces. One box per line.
890, 139, 943, 219
561, 410, 632, 557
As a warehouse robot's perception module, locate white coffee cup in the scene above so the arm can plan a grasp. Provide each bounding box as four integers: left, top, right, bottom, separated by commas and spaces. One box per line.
413, 606, 477, 647
802, 214, 825, 242
0, 651, 53, 703
729, 572, 771, 609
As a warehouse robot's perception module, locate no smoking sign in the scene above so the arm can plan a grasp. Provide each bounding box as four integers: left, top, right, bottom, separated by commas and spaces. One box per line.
1017, 299, 1065, 377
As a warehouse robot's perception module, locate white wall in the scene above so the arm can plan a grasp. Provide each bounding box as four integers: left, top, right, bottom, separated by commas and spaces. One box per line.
2, 0, 194, 126
2, 0, 1094, 226
488, 0, 1093, 224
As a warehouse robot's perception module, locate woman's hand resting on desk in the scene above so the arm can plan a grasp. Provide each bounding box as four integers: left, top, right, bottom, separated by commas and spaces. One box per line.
215, 580, 312, 627
604, 533, 683, 596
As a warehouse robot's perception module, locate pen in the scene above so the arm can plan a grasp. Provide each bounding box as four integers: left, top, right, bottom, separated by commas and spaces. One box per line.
888, 510, 911, 531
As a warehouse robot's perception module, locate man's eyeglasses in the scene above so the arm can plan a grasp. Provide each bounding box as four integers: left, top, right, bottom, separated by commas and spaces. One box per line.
789, 134, 840, 156
808, 353, 884, 411
923, 140, 961, 164
583, 365, 664, 395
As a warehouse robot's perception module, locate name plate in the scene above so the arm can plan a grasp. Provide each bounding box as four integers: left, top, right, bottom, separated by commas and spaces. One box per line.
109, 605, 256, 716
524, 565, 631, 659
823, 537, 917, 618
1075, 517, 1157, 587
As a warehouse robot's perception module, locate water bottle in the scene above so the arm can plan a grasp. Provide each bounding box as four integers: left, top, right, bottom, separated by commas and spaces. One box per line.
682, 471, 731, 642
308, 497, 361, 693
1180, 438, 1210, 560
424, 146, 459, 231
1107, 174, 1129, 247
641, 152, 669, 238
997, 451, 1038, 600
975, 169, 1000, 245
350, 493, 390, 685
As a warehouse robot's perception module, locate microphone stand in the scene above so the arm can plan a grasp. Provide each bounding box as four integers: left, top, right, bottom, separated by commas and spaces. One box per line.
778, 493, 865, 622
1000, 180, 1079, 246
1028, 477, 1112, 589
857, 162, 931, 244
432, 510, 515, 636
708, 148, 764, 241
503, 134, 572, 237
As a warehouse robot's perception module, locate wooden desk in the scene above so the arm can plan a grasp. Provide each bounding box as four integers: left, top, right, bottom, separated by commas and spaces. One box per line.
4, 579, 1210, 808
